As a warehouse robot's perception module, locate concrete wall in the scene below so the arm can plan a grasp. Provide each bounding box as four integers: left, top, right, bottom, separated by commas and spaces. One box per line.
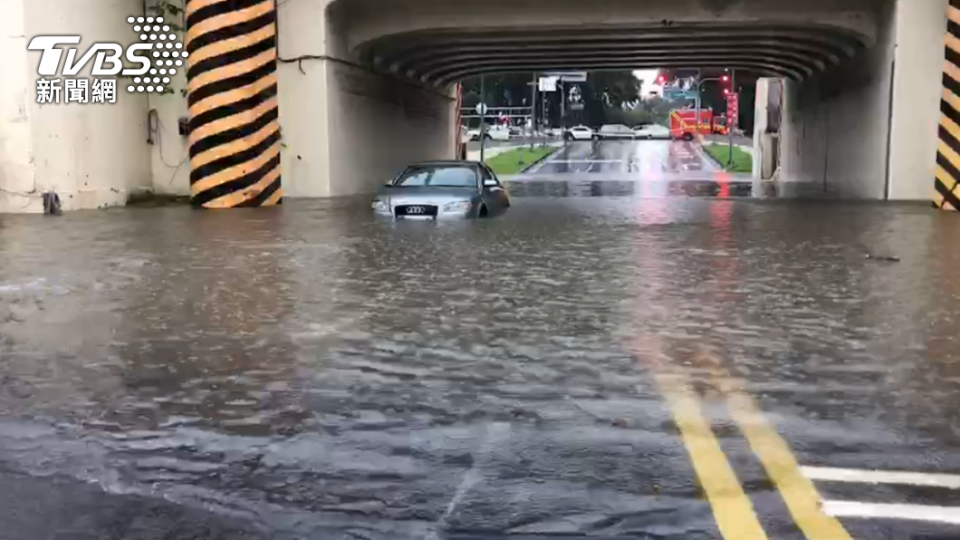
0, 0, 35, 212
0, 0, 152, 213
325, 62, 456, 195
887, 0, 949, 200
277, 0, 456, 198
780, 0, 897, 199
146, 0, 190, 198
780, 0, 947, 200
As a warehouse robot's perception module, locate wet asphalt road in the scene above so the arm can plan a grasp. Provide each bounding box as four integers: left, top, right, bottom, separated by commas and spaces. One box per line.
526, 139, 720, 176
2, 140, 960, 539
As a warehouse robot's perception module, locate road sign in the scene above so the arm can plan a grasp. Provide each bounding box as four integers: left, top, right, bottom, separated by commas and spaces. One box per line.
545, 71, 587, 82
726, 93, 740, 124
539, 76, 558, 92
475, 103, 488, 115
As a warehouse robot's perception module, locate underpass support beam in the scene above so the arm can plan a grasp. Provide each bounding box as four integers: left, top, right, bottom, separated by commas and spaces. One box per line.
185, 0, 282, 208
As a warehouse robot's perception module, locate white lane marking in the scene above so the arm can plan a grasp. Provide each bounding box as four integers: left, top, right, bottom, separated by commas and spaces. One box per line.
822, 501, 960, 525
801, 466, 960, 489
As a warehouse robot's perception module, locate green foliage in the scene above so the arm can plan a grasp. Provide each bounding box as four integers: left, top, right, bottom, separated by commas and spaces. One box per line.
603, 96, 682, 127
485, 146, 557, 175
147, 1, 184, 32
461, 71, 643, 128
704, 143, 753, 173
144, 0, 183, 95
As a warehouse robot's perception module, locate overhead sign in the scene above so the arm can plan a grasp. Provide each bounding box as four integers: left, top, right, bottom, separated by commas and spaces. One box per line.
538, 76, 558, 92
545, 71, 587, 82
726, 93, 740, 124
475, 102, 488, 115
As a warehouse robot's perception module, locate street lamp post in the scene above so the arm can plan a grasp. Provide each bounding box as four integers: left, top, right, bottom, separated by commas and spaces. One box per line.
479, 74, 486, 162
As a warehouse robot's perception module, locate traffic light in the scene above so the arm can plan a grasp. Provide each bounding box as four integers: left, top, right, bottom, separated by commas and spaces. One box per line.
721, 75, 730, 83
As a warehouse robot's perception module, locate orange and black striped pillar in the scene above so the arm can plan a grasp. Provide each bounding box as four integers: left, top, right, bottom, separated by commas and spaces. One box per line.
936, 0, 960, 210
185, 0, 282, 208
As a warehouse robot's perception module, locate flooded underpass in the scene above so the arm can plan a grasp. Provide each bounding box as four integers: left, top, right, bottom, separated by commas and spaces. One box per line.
3, 171, 960, 539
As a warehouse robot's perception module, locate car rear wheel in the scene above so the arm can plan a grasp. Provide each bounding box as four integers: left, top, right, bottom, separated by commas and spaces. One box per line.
683, 133, 694, 142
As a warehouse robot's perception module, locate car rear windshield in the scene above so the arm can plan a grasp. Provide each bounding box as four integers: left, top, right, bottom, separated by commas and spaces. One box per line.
395, 166, 478, 188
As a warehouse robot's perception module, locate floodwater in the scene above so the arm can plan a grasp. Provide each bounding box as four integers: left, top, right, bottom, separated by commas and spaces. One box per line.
2, 146, 960, 539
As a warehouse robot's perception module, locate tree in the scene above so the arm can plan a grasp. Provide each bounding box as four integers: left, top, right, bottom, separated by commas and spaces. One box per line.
461, 70, 643, 128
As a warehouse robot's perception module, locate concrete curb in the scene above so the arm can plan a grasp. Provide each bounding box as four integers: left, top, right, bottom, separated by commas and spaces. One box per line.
519, 144, 562, 174
701, 144, 727, 171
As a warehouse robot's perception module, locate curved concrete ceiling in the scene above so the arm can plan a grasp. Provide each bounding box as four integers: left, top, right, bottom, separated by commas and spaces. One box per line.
327, 0, 878, 87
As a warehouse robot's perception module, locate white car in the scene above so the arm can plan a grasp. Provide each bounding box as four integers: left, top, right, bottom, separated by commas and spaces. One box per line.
633, 124, 672, 140
596, 124, 637, 140
469, 125, 511, 141
563, 125, 594, 141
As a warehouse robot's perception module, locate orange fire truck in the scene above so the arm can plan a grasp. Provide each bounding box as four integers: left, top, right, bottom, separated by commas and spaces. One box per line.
669, 108, 729, 140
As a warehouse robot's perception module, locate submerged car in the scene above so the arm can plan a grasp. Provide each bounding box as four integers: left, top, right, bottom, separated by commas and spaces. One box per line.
372, 161, 510, 220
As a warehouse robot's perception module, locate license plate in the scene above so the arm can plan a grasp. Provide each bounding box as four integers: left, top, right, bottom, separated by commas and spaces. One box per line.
396, 205, 437, 217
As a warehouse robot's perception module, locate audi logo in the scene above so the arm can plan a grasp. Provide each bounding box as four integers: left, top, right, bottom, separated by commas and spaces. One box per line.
407, 206, 426, 214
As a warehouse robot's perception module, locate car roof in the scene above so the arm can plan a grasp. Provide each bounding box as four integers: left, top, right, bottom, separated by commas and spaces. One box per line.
407, 160, 483, 167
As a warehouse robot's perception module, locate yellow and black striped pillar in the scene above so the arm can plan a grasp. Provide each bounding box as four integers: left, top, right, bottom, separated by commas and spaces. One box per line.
936, 0, 960, 210
185, 0, 281, 208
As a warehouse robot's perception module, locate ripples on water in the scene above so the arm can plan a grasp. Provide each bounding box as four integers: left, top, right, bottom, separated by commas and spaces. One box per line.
0, 195, 958, 538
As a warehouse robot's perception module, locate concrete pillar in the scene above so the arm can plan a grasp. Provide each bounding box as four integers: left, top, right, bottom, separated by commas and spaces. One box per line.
185, 0, 282, 208
275, 0, 458, 198
882, 0, 948, 203
752, 78, 781, 180
0, 0, 151, 213
935, 0, 960, 209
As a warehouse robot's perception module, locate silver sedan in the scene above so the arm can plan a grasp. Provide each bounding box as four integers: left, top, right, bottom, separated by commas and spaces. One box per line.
372, 161, 511, 220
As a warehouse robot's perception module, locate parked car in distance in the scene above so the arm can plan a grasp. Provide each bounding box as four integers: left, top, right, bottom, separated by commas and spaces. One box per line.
563, 125, 595, 141
372, 161, 511, 220
596, 124, 637, 140
468, 124, 511, 141
633, 123, 672, 140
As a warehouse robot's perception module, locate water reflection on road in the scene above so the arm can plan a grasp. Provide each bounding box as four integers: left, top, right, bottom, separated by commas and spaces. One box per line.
1, 184, 960, 539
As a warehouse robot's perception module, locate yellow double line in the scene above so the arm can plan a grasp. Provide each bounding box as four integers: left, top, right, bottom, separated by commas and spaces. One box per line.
652, 349, 853, 540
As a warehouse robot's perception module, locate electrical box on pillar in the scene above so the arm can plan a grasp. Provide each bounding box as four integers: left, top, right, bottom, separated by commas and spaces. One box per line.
185, 0, 281, 209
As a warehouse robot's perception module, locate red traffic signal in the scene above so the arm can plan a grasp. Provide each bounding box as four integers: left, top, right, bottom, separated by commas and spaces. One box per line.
721, 75, 730, 83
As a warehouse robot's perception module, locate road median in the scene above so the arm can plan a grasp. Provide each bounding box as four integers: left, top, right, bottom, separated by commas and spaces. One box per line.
703, 143, 753, 173
485, 145, 559, 175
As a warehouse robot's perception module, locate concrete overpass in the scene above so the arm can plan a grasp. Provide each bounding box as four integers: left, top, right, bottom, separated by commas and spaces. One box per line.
0, 0, 953, 211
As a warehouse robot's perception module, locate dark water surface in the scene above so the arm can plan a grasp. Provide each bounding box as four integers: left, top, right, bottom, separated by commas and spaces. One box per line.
1, 195, 959, 539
